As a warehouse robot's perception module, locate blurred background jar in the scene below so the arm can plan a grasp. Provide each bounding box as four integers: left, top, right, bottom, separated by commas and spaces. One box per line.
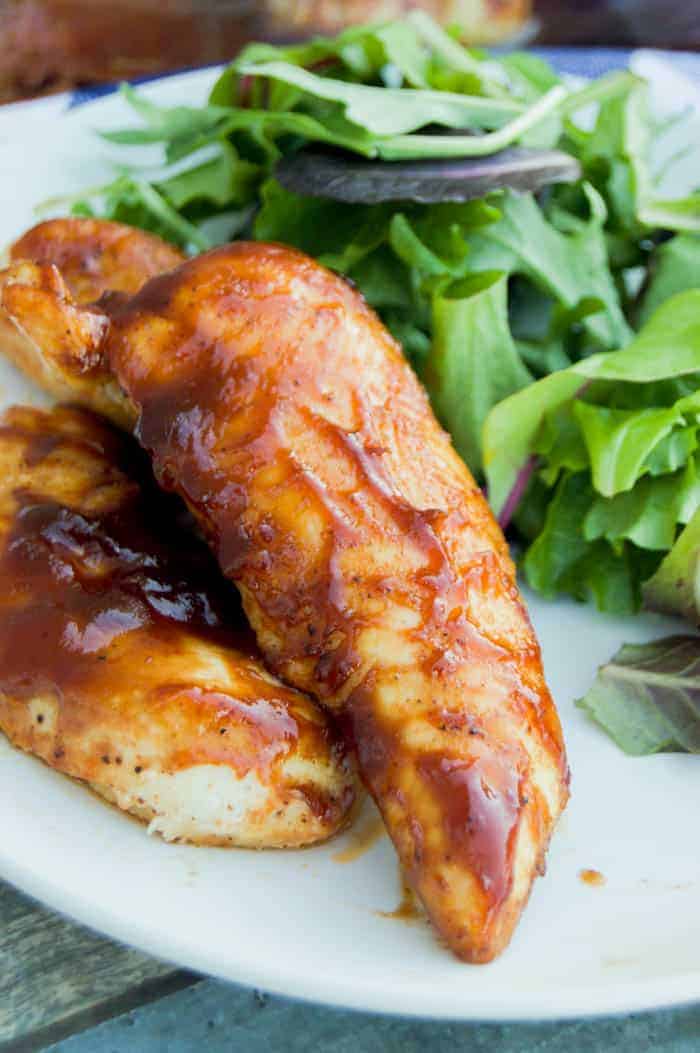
1, 0, 699, 104
262, 1, 532, 44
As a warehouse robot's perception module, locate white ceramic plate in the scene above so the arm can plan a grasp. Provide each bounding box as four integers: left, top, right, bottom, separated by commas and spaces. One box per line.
0, 60, 699, 1022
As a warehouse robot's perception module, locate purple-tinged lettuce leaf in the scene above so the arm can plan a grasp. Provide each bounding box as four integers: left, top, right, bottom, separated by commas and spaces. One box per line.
577, 635, 700, 754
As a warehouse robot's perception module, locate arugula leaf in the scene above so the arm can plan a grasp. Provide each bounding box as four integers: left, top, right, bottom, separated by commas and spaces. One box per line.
253, 177, 383, 264
489, 290, 700, 613
580, 75, 653, 233
102, 84, 234, 147
533, 406, 588, 486
517, 336, 572, 377
424, 271, 532, 474
216, 19, 433, 94
157, 142, 260, 209
387, 199, 499, 279
500, 52, 561, 99
235, 59, 524, 138
375, 87, 567, 160
347, 247, 414, 310
104, 84, 381, 163
522, 471, 645, 613
389, 212, 460, 278
80, 174, 211, 251
580, 541, 648, 614
577, 636, 700, 754
233, 56, 569, 162
645, 426, 699, 476
407, 10, 505, 92
464, 188, 631, 351
517, 296, 605, 377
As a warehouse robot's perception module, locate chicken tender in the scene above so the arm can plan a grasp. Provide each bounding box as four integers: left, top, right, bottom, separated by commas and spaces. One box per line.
0, 404, 355, 846
0, 237, 569, 962
0, 219, 183, 428
9, 218, 185, 300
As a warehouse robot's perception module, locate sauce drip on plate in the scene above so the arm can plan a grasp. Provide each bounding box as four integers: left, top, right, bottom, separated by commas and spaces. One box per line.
579, 869, 606, 887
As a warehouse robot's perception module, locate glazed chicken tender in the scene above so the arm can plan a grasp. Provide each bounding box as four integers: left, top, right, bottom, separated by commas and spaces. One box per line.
8, 218, 185, 300
0, 404, 355, 846
0, 219, 184, 429
0, 237, 569, 963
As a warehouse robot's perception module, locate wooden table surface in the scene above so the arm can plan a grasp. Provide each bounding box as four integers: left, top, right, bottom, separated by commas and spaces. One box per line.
3, 878, 700, 1053
0, 881, 194, 1051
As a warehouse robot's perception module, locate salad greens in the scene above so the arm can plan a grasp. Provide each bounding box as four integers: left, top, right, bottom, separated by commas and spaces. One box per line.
61, 16, 700, 655
484, 290, 700, 614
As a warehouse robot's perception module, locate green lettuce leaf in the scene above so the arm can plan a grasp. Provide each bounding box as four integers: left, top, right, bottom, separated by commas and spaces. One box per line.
484, 289, 700, 516
640, 234, 700, 324
533, 405, 588, 486
424, 271, 532, 474
577, 636, 700, 754
583, 460, 700, 552
643, 509, 700, 624
573, 402, 685, 497
522, 472, 645, 613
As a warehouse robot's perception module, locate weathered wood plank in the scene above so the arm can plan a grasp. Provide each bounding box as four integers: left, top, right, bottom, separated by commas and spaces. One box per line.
0, 880, 197, 1051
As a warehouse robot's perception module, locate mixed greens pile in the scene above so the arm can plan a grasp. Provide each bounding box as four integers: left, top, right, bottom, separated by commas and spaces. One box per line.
63, 13, 700, 752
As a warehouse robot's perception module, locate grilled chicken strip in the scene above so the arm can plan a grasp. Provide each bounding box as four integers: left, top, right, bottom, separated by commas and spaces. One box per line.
0, 239, 569, 962
0, 402, 354, 847
8, 218, 185, 299
0, 219, 184, 428
0, 223, 355, 847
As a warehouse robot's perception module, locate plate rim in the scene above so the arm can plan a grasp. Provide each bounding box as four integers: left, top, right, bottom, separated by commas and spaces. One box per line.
4, 846, 700, 1023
